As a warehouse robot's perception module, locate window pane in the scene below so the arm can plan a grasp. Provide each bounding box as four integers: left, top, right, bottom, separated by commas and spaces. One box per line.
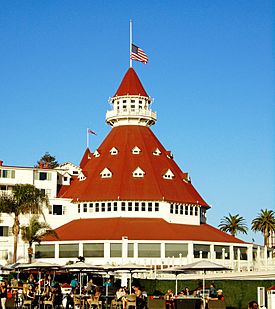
193, 244, 210, 258
53, 205, 62, 215
83, 243, 104, 258
0, 226, 9, 237
138, 243, 160, 258
59, 244, 79, 258
110, 243, 122, 258
39, 172, 47, 180
35, 244, 55, 258
165, 243, 188, 258
128, 243, 134, 258
214, 245, 230, 259
234, 246, 247, 260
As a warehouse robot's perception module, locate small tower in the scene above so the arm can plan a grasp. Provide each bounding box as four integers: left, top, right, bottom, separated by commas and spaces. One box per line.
106, 68, 156, 127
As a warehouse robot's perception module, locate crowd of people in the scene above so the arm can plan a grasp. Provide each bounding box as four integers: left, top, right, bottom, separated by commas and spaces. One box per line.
0, 275, 260, 309
163, 283, 225, 309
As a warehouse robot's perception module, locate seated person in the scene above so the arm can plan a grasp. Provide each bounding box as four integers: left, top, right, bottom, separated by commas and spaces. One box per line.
207, 289, 224, 301
26, 285, 35, 301
90, 287, 101, 301
248, 301, 258, 309
209, 284, 217, 299
42, 286, 52, 301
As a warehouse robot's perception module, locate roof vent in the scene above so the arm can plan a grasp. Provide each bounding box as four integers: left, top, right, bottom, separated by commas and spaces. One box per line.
78, 172, 86, 181
110, 147, 119, 155
132, 146, 141, 154
132, 167, 145, 178
166, 151, 173, 159
163, 169, 174, 179
100, 168, 112, 178
153, 148, 161, 156
93, 150, 100, 158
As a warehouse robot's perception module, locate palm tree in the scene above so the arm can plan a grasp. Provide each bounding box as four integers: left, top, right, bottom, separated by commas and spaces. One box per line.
0, 184, 49, 263
251, 209, 275, 246
21, 215, 58, 263
218, 213, 248, 237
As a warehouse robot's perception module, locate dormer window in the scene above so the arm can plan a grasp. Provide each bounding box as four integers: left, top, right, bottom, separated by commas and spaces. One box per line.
78, 172, 86, 181
100, 168, 112, 178
110, 147, 118, 155
132, 146, 141, 154
133, 167, 145, 178
93, 150, 100, 158
163, 169, 174, 179
153, 148, 161, 156
166, 151, 173, 159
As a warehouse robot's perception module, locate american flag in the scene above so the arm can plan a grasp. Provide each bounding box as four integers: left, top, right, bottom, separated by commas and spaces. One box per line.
131, 44, 148, 64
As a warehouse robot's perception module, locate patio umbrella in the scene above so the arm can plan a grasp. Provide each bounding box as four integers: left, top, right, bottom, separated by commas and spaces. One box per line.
15, 261, 61, 308
159, 266, 187, 295
112, 263, 151, 291
181, 260, 231, 307
15, 261, 61, 270
62, 262, 106, 294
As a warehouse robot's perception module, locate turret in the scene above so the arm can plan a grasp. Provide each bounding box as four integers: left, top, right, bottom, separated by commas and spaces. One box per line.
106, 68, 156, 127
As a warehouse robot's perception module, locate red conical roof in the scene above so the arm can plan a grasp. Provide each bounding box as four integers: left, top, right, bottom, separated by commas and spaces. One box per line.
44, 218, 246, 244
58, 125, 208, 207
114, 67, 148, 97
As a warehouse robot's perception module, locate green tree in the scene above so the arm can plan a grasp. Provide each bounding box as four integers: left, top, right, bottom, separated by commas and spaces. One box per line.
0, 184, 49, 263
21, 215, 58, 263
35, 152, 59, 168
251, 209, 275, 246
218, 213, 248, 237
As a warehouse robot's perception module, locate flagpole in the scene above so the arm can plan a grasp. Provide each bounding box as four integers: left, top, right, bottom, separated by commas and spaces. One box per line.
86, 128, 89, 149
130, 19, 132, 68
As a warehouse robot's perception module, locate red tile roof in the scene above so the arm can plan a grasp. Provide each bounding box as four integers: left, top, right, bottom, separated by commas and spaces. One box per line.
114, 68, 148, 97
58, 125, 208, 206
45, 217, 246, 243
80, 148, 92, 169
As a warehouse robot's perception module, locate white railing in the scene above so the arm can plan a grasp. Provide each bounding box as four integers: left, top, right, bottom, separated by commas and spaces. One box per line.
106, 109, 157, 121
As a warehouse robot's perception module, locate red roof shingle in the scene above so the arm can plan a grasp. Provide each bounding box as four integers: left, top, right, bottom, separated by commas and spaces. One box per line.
58, 125, 208, 206
45, 217, 246, 244
114, 68, 148, 97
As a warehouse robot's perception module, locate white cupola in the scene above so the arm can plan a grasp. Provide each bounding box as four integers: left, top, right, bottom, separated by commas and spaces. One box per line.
106, 68, 156, 127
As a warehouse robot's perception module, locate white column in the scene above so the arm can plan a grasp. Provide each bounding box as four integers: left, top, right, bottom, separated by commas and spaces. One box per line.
79, 243, 83, 257
55, 244, 59, 259
104, 242, 110, 260
210, 244, 215, 260
230, 245, 234, 270
187, 242, 194, 263
122, 236, 128, 264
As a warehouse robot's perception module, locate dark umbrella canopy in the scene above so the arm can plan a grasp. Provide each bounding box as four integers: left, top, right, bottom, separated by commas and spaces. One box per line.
159, 266, 187, 294
62, 262, 103, 271
181, 261, 231, 307
15, 261, 60, 270
112, 263, 151, 290
181, 260, 230, 272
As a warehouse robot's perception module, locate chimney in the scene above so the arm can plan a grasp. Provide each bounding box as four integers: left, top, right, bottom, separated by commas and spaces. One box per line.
45, 162, 49, 168
0, 160, 3, 166
39, 162, 43, 169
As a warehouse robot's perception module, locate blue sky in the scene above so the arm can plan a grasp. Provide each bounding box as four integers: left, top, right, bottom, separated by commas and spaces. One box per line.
0, 1, 273, 245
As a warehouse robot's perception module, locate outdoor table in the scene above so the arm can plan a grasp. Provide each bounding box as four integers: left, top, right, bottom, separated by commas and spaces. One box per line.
147, 297, 166, 309
73, 294, 90, 308
173, 297, 202, 309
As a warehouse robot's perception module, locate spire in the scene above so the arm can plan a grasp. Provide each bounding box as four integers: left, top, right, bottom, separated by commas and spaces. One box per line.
114, 68, 148, 97
106, 68, 156, 127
